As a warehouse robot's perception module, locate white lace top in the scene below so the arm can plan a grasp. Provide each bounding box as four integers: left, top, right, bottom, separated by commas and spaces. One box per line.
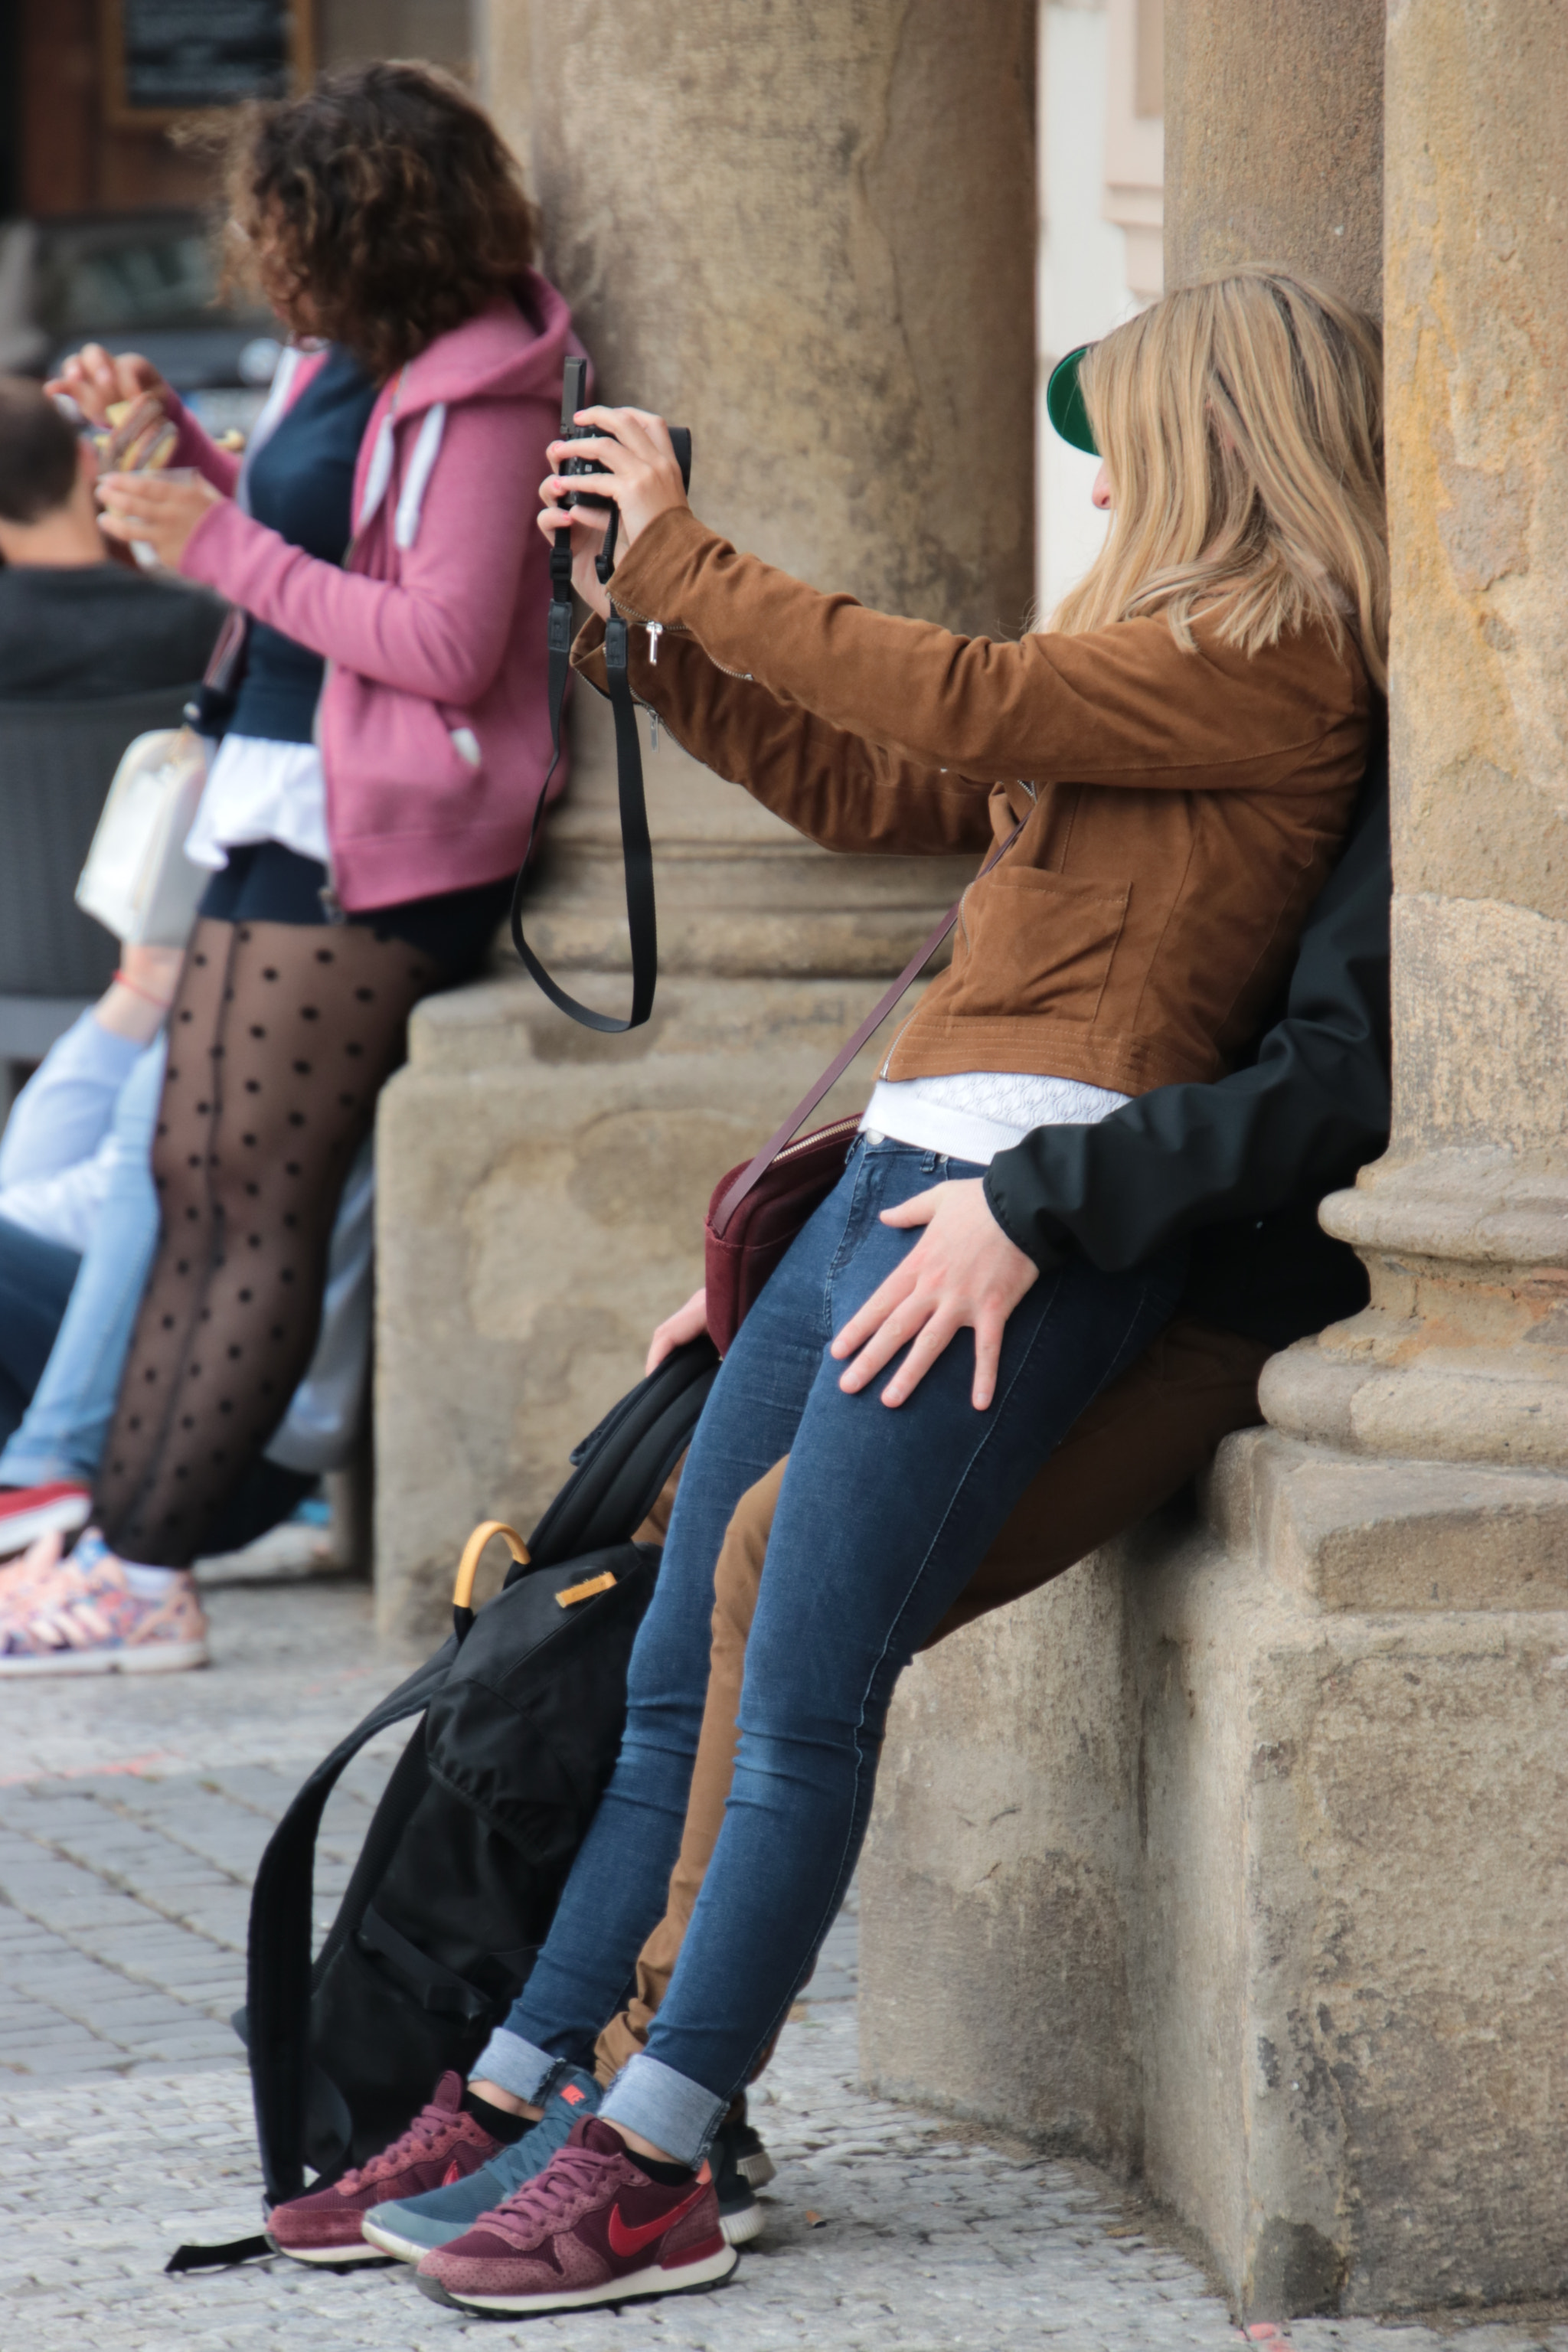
861, 1069, 1130, 1166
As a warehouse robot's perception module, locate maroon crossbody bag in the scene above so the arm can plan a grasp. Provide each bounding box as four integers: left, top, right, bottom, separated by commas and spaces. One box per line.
704, 823, 1021, 1353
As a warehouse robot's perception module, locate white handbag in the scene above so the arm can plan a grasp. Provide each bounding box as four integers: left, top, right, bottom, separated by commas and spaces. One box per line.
76, 610, 247, 948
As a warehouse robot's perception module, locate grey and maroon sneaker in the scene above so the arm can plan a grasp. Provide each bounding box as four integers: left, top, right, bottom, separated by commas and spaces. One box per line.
266, 2071, 505, 2265
361, 2064, 600, 2262
414, 2115, 738, 2315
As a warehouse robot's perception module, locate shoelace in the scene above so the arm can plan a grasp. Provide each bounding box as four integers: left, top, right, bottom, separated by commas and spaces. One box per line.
337, 2099, 470, 2194
480, 2141, 626, 2249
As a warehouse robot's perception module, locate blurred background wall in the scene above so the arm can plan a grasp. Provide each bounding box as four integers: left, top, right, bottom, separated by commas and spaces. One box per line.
0, 0, 474, 216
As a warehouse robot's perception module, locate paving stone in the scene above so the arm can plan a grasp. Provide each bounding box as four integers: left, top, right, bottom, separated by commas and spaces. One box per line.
0, 1576, 1561, 2349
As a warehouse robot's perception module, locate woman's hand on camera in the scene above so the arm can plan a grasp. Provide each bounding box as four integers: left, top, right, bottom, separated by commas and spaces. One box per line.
646, 1287, 710, 1376
97, 469, 222, 569
830, 1178, 1039, 1412
47, 345, 172, 427
545, 407, 691, 548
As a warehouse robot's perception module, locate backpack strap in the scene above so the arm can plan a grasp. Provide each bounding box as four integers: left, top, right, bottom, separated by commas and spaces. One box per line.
524, 1335, 719, 1568
244, 1646, 456, 2207
452, 1521, 530, 1641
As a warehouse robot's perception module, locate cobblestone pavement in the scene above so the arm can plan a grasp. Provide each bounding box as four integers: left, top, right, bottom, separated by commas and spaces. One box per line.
1, 1568, 1564, 2351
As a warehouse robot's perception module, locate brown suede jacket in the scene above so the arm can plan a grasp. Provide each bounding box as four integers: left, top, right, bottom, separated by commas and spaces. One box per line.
572, 508, 1372, 1096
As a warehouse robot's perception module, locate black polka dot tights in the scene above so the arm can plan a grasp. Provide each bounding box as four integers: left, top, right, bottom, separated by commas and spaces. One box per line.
93, 914, 442, 1568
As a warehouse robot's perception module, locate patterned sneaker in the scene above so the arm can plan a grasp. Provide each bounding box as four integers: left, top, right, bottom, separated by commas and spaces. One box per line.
363, 2064, 601, 2262
267, 2071, 505, 2265
415, 2115, 737, 2316
711, 2095, 777, 2246
0, 1528, 70, 1615
0, 1531, 208, 1675
0, 1481, 91, 1559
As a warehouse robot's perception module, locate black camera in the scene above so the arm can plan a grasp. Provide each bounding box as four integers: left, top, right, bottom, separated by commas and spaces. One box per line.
560, 357, 691, 578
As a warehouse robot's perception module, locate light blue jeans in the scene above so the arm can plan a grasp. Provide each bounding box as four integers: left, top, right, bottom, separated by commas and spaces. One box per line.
0, 1041, 165, 1488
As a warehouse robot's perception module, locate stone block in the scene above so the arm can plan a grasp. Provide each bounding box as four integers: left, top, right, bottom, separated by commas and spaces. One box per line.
859, 1430, 1568, 2318
374, 965, 913, 1644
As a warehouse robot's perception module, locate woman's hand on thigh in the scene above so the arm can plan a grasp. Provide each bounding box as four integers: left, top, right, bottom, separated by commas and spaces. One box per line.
831, 1178, 1039, 1411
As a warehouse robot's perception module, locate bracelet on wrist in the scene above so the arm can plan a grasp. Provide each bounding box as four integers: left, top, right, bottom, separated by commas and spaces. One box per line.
113, 969, 175, 1012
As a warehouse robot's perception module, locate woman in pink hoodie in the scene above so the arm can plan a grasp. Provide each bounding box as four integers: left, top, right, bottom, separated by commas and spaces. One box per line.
15, 64, 575, 1670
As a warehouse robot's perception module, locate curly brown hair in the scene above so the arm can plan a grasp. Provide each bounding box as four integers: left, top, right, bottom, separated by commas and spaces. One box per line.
221, 62, 539, 381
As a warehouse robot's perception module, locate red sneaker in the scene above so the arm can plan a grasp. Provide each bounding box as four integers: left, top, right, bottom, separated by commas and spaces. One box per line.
0, 1482, 90, 1559
415, 2115, 737, 2315
267, 2072, 505, 2265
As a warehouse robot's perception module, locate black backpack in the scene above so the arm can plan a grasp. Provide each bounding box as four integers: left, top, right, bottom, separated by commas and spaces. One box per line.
232, 1337, 719, 2226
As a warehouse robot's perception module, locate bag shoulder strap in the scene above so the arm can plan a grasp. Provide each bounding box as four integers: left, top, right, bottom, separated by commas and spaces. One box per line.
244, 1646, 454, 2206
509, 548, 658, 1033
183, 606, 249, 736
709, 819, 1023, 1238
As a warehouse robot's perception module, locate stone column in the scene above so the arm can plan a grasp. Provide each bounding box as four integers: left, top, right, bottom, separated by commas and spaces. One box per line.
1262, 0, 1568, 1464
1164, 0, 1384, 312
862, 0, 1568, 2321
374, 2, 1035, 1638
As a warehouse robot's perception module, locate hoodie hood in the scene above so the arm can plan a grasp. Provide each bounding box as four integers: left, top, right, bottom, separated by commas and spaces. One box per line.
354, 269, 580, 550
397, 270, 577, 413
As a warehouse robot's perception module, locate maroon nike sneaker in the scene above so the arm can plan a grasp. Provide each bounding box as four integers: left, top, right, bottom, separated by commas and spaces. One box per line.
267, 2071, 505, 2265
415, 2115, 738, 2314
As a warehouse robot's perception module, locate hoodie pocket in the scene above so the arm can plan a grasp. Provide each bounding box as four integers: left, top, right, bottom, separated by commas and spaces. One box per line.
947, 864, 1130, 1024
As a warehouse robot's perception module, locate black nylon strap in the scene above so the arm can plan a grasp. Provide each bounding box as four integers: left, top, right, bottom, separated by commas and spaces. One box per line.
509, 547, 658, 1033
245, 1649, 452, 2205
165, 2233, 273, 2273
357, 1903, 493, 2021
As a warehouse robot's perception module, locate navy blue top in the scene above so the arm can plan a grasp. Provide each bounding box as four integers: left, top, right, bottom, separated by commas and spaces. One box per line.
229, 346, 379, 744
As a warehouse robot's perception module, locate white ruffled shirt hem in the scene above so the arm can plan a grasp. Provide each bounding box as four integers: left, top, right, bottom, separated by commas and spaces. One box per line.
185, 733, 330, 872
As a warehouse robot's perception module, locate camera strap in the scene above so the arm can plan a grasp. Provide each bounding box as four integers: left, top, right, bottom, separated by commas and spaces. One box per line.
508, 540, 659, 1032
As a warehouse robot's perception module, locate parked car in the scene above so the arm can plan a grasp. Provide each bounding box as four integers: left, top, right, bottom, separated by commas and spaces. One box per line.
0, 207, 281, 433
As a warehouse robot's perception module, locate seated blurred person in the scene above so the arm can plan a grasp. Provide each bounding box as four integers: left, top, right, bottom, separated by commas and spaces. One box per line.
0, 373, 222, 696
0, 944, 374, 1666
0, 947, 181, 1479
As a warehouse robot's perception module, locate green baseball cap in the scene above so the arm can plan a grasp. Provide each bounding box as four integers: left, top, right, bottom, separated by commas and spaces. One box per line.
1046, 344, 1098, 456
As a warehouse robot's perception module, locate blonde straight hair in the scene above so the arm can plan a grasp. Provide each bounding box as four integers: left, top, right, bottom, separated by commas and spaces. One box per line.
1050, 267, 1388, 691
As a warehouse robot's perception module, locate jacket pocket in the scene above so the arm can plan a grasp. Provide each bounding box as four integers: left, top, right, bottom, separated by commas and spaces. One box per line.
948, 864, 1130, 1024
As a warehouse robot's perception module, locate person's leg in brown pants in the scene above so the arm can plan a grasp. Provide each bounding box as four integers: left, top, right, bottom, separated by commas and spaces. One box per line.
595, 1313, 1269, 2082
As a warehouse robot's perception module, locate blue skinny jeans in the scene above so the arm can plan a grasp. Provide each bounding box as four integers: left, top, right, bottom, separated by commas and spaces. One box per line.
478, 1138, 1184, 2161
0, 1041, 164, 1487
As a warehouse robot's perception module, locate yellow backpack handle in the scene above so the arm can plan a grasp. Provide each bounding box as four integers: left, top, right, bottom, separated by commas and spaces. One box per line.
452, 1520, 531, 1618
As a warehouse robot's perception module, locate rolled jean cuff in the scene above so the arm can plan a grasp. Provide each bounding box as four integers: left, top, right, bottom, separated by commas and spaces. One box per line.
599, 2051, 727, 2169
469, 2027, 557, 2106
0, 1445, 79, 1488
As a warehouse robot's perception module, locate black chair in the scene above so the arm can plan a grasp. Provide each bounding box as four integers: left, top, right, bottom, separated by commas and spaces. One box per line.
0, 685, 198, 1103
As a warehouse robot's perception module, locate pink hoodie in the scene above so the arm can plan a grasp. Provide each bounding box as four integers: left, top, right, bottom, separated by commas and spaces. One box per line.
170, 271, 576, 910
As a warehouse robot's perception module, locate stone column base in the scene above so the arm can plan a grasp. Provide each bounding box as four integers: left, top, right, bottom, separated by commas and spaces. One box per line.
858, 1427, 1568, 2318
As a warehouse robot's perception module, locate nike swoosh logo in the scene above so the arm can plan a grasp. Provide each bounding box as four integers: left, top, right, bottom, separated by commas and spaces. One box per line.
606, 2185, 705, 2259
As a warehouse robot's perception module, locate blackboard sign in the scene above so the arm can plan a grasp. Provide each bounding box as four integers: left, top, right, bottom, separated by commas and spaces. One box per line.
102, 0, 314, 126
